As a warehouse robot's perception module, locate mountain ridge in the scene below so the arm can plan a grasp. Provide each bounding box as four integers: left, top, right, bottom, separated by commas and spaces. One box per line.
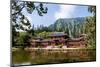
48, 17, 86, 38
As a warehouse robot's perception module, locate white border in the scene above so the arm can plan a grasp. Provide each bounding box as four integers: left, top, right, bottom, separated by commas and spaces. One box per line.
0, 0, 100, 67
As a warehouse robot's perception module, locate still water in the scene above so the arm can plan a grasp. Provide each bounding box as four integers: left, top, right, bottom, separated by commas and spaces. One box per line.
12, 48, 96, 65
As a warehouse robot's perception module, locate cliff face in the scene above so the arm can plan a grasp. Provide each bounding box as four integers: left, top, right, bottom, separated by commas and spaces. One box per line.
48, 17, 86, 38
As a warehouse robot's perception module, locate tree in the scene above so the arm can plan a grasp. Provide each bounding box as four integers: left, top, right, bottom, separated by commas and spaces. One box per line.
88, 6, 96, 17
16, 32, 31, 49
11, 0, 48, 31
12, 0, 48, 47
84, 6, 96, 48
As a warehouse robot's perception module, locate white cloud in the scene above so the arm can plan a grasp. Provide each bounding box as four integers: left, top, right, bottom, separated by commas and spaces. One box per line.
55, 5, 76, 20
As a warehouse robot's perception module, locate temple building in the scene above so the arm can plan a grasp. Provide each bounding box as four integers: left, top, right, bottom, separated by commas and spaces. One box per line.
30, 32, 87, 48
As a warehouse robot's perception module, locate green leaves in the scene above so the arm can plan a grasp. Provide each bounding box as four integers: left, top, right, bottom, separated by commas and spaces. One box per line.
21, 16, 30, 26
84, 16, 96, 48
84, 6, 96, 48
14, 32, 31, 48
36, 3, 48, 16
39, 3, 48, 14
25, 2, 35, 14
88, 6, 96, 16
25, 2, 48, 16
11, 0, 48, 31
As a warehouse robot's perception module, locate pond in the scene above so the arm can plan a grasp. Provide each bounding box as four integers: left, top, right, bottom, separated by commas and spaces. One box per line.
12, 48, 96, 66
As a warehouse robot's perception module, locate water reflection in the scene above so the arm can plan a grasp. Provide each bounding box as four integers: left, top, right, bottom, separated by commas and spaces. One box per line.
12, 48, 96, 65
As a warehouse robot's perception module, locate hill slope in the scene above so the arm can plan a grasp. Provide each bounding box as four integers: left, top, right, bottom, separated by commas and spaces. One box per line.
48, 17, 86, 38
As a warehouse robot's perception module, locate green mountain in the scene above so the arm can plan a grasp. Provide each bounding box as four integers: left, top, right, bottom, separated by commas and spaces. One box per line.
48, 17, 86, 38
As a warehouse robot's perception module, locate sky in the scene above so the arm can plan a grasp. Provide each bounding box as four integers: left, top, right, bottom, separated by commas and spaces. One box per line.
22, 3, 93, 28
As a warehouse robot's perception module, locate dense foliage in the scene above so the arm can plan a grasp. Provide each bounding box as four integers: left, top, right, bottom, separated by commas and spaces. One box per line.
11, 0, 48, 31
12, 0, 48, 48
84, 6, 96, 48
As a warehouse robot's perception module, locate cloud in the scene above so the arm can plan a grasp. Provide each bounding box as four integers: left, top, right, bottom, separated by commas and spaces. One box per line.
54, 5, 76, 20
